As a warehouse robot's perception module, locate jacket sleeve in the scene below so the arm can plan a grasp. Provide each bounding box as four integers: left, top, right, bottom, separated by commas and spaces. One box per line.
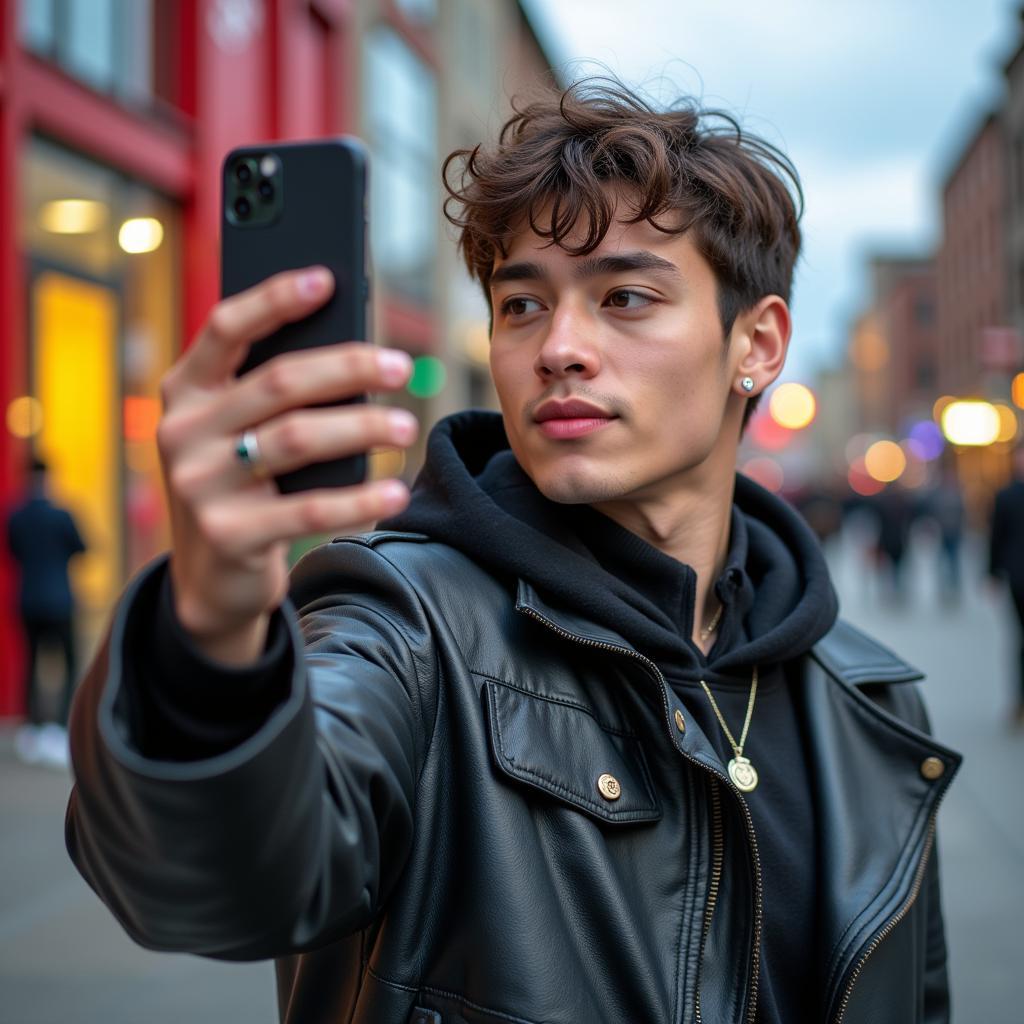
65, 539, 438, 961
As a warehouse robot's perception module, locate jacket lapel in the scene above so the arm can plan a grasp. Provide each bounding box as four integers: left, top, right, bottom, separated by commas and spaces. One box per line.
802, 621, 961, 1017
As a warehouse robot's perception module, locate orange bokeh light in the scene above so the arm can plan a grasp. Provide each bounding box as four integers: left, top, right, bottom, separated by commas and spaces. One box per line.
123, 396, 161, 443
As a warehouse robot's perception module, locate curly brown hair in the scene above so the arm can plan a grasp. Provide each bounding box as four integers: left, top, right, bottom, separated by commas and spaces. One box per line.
443, 77, 802, 349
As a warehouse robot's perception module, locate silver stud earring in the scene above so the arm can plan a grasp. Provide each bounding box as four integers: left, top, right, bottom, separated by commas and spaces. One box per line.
741, 376, 755, 393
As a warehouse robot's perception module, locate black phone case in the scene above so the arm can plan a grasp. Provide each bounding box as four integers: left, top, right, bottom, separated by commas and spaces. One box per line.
221, 137, 369, 493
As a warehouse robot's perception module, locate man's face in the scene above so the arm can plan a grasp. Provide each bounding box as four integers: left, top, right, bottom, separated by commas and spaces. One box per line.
488, 203, 748, 507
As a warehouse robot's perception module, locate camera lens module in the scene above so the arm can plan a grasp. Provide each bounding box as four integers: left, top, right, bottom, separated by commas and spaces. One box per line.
235, 161, 253, 184
257, 179, 275, 202
234, 196, 252, 218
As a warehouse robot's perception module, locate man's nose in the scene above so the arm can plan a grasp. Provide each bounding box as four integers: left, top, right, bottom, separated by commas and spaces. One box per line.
533, 305, 600, 380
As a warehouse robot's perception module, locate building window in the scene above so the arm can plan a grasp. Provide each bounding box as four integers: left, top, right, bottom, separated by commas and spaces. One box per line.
363, 25, 438, 307
18, 0, 159, 106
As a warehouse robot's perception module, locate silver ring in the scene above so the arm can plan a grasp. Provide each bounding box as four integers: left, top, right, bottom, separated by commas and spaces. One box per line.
235, 430, 270, 479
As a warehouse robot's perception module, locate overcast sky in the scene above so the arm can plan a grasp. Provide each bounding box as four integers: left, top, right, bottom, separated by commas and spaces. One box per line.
521, 0, 1022, 382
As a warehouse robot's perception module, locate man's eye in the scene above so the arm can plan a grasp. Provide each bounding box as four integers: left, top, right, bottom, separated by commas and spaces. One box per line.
606, 289, 652, 309
502, 297, 541, 317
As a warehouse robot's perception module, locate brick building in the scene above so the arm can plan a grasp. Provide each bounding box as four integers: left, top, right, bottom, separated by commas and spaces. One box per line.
936, 111, 1012, 397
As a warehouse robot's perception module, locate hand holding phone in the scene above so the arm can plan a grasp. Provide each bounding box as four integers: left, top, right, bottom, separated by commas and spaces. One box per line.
157, 267, 418, 667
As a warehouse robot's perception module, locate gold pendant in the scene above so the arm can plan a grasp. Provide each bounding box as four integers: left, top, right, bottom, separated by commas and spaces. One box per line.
728, 755, 759, 792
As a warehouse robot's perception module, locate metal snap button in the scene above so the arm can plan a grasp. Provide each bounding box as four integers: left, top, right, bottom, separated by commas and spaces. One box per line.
674, 708, 686, 733
920, 757, 945, 781
597, 773, 622, 801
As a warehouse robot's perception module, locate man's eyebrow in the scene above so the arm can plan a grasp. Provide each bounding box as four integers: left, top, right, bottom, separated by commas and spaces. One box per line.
574, 251, 681, 279
489, 251, 681, 290
489, 261, 547, 289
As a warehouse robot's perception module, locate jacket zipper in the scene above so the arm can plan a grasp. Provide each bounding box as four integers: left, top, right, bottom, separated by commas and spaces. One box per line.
518, 604, 763, 1024
693, 778, 723, 1024
831, 818, 938, 1024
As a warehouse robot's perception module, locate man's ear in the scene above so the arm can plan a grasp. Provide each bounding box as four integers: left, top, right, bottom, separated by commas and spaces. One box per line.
731, 295, 791, 395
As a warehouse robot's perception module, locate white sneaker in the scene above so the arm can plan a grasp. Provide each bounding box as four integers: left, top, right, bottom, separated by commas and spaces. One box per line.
37, 723, 69, 769
14, 724, 42, 764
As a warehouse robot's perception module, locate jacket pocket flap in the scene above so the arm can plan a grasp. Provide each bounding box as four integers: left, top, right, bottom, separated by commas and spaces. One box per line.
484, 681, 661, 825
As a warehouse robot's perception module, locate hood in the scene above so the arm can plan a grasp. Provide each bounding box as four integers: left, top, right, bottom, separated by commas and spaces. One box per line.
380, 410, 838, 681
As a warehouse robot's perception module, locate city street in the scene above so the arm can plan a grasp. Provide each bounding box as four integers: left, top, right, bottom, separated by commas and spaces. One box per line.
1, 525, 1021, 1023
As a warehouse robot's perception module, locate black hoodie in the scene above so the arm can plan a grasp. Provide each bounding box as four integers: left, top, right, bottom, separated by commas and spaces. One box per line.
147, 409, 839, 1024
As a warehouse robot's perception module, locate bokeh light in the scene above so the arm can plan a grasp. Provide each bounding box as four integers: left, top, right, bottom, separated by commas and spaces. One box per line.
844, 432, 877, 465
932, 395, 955, 423
369, 447, 407, 480
940, 400, 1000, 446
741, 456, 784, 492
864, 440, 906, 482
1012, 372, 1024, 410
118, 217, 164, 254
768, 382, 816, 430
6, 396, 43, 438
906, 420, 944, 461
123, 396, 161, 442
407, 356, 447, 398
993, 403, 1019, 444
39, 198, 106, 234
848, 456, 885, 496
747, 411, 795, 452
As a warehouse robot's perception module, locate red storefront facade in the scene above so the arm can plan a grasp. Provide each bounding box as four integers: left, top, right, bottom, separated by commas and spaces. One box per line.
0, 0, 443, 717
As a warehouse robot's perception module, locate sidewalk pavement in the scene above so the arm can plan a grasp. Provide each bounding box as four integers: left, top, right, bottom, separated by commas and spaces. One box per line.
0, 524, 1020, 1022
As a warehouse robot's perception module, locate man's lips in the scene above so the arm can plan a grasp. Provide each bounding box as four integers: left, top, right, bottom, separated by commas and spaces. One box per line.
532, 399, 619, 440
534, 398, 615, 423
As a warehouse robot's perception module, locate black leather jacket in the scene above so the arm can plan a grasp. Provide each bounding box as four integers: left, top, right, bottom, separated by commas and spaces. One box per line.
67, 533, 960, 1024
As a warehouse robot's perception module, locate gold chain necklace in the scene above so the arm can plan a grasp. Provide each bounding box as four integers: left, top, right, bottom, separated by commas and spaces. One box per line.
699, 600, 724, 642
699, 666, 759, 792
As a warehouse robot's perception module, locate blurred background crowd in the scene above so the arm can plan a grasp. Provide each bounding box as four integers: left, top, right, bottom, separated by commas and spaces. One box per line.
2, 1, 1024, 1021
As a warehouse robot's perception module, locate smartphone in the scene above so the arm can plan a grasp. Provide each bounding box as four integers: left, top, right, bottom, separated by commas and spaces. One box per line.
221, 137, 370, 493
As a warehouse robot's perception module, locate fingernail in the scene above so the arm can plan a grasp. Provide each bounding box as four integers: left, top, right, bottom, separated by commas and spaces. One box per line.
378, 349, 412, 384
389, 410, 418, 442
379, 480, 409, 507
298, 267, 331, 298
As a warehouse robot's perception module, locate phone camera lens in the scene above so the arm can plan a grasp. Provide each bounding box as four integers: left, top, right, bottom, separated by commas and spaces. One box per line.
257, 179, 275, 202
234, 196, 252, 218
235, 162, 253, 184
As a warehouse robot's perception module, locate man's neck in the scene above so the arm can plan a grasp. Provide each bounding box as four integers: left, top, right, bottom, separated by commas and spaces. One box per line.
592, 467, 736, 655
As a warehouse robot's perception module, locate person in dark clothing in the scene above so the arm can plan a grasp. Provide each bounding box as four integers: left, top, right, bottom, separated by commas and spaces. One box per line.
988, 444, 1024, 723
65, 80, 958, 1024
872, 485, 915, 603
7, 456, 86, 766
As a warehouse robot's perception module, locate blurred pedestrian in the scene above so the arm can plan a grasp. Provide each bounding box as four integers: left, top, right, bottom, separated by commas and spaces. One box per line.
872, 485, 914, 603
923, 467, 965, 606
6, 456, 86, 766
989, 443, 1024, 725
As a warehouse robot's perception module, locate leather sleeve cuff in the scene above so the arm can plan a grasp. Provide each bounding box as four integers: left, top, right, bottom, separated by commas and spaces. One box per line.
114, 559, 297, 761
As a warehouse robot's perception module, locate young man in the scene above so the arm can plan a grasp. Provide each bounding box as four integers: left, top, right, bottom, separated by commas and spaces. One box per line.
66, 81, 960, 1024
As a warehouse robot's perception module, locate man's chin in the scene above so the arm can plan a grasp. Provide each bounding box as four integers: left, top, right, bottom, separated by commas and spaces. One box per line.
528, 464, 632, 506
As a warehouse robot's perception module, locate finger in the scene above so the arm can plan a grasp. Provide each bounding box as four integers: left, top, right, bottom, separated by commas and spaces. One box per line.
181, 266, 335, 387
206, 342, 412, 435
198, 480, 411, 555
249, 405, 418, 477
173, 405, 418, 502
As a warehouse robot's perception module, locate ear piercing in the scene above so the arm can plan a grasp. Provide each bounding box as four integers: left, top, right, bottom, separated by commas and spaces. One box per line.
740, 377, 755, 393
